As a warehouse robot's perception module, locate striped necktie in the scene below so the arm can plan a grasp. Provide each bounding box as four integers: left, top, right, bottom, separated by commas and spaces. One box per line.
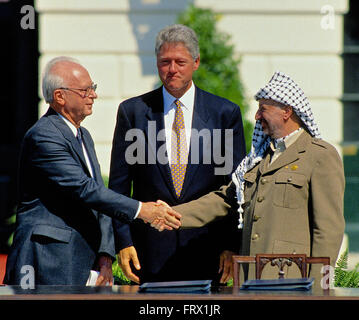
171, 99, 188, 198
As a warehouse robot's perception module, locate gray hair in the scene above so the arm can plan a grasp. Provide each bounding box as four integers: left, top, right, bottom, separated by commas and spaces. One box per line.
42, 56, 80, 103
155, 24, 199, 61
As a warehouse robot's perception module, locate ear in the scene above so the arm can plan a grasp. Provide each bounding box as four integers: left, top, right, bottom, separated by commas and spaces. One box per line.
53, 89, 66, 106
193, 54, 200, 71
283, 106, 293, 121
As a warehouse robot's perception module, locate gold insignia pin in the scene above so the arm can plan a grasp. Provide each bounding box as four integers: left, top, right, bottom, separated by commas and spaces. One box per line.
291, 165, 298, 171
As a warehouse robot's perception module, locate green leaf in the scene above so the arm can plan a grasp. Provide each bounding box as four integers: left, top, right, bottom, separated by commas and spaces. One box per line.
334, 250, 359, 288
112, 256, 131, 285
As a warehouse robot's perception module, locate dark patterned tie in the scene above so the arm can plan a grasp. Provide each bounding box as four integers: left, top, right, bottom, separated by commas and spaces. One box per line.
77, 127, 94, 178
171, 100, 188, 198
76, 128, 83, 147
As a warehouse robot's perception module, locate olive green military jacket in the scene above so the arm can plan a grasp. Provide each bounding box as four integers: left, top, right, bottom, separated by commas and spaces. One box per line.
175, 131, 345, 279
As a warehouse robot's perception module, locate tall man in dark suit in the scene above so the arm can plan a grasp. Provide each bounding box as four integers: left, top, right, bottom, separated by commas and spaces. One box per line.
4, 57, 181, 286
109, 24, 246, 284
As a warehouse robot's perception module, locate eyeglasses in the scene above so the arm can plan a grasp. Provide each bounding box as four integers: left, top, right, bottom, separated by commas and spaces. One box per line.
59, 83, 97, 98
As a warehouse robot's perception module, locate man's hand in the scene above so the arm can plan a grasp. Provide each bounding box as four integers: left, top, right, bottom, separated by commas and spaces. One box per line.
218, 250, 235, 284
118, 246, 141, 284
150, 200, 174, 231
95, 255, 114, 286
138, 201, 181, 231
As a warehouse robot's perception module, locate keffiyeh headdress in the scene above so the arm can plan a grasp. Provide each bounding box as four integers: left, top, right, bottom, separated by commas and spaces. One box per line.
233, 71, 321, 228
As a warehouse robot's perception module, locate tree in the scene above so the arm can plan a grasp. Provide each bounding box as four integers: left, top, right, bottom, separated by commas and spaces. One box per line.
177, 4, 253, 151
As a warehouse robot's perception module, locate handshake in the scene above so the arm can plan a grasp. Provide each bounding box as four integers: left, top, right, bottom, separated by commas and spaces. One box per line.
137, 200, 181, 232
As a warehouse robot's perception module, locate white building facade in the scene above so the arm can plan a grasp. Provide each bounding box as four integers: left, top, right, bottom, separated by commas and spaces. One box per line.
35, 0, 348, 176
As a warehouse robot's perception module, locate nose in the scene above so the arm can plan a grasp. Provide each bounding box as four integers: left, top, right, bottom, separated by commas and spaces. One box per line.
89, 90, 97, 99
169, 61, 177, 73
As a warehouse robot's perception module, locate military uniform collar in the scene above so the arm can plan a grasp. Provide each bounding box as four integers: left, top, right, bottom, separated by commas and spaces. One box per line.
271, 127, 304, 152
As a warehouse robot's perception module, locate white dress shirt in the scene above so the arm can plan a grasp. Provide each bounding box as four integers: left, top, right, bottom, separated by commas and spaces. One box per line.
58, 113, 94, 178
163, 82, 195, 164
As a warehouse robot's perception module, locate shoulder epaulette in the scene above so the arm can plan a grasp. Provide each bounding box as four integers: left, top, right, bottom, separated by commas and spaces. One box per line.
311, 138, 328, 149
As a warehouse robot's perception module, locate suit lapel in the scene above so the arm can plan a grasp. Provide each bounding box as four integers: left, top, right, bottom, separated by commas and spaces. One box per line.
144, 87, 176, 196
81, 128, 102, 182
143, 86, 211, 200
180, 87, 210, 199
46, 108, 92, 178
258, 149, 272, 174
262, 130, 310, 175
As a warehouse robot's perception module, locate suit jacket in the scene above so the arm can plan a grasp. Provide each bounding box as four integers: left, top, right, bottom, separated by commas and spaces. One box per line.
5, 107, 139, 285
175, 130, 345, 281
109, 85, 246, 283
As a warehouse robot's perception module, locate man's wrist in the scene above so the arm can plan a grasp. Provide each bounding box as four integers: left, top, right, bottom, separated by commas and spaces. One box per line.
97, 254, 113, 267
134, 201, 142, 219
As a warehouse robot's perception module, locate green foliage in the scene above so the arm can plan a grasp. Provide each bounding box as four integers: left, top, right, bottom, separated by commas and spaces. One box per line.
102, 175, 109, 188
177, 4, 253, 152
112, 256, 132, 285
5, 213, 16, 248
3, 209, 16, 249
334, 249, 359, 288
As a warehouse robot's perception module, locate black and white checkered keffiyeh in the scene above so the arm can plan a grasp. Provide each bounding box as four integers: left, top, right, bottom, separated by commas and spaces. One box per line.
233, 71, 321, 228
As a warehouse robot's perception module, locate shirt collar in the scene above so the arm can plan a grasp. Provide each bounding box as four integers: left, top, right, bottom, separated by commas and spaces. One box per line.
163, 81, 195, 114
271, 127, 303, 151
57, 112, 78, 137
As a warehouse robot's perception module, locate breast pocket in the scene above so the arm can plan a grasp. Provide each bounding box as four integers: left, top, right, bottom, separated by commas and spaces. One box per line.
32, 224, 72, 243
243, 172, 257, 203
273, 172, 307, 209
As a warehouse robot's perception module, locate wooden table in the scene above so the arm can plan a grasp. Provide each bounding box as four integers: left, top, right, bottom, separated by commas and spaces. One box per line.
1, 284, 359, 300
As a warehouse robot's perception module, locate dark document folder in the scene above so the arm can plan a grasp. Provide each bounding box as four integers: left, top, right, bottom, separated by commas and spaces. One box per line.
139, 280, 212, 293
240, 278, 314, 291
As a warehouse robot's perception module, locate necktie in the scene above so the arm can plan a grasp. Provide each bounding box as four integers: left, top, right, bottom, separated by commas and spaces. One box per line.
77, 127, 94, 178
270, 140, 285, 165
171, 100, 188, 198
262, 146, 274, 171
76, 128, 83, 147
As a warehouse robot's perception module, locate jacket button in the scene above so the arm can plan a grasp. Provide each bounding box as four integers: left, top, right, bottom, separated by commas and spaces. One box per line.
261, 178, 267, 185
257, 196, 264, 202
252, 233, 259, 240
253, 215, 260, 221
287, 177, 292, 182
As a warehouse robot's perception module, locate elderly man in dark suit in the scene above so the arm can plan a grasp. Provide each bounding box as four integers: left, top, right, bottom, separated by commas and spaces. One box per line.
109, 24, 246, 284
4, 56, 181, 286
